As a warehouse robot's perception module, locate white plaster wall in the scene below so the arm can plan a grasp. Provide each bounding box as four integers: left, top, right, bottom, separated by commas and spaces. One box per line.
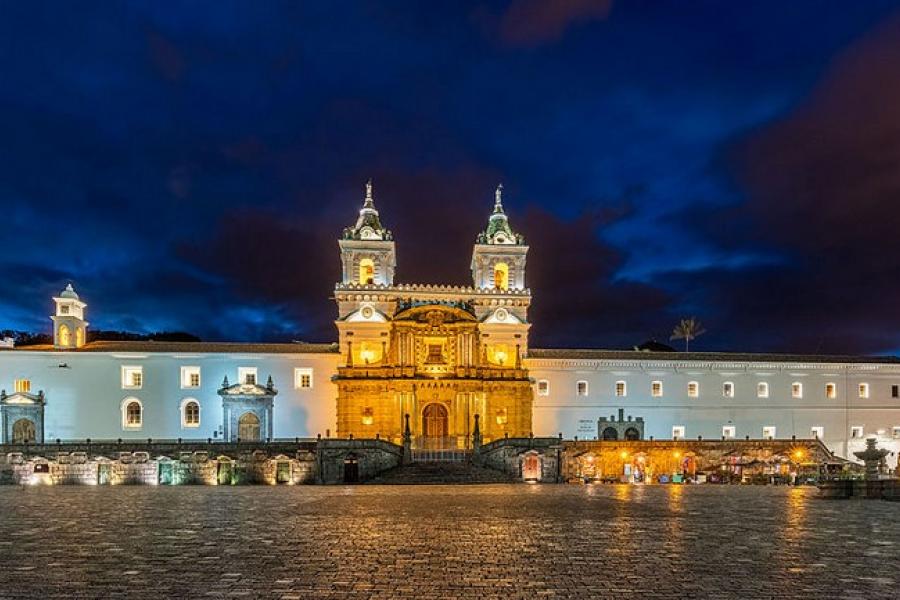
526, 358, 900, 465
0, 351, 339, 441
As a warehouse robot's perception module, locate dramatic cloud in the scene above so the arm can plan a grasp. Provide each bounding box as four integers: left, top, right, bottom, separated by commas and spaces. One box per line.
498, 0, 613, 47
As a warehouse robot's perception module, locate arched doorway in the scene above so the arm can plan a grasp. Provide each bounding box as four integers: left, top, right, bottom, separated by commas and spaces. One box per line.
624, 427, 640, 440
238, 412, 260, 441
602, 426, 618, 440
12, 419, 35, 444
422, 403, 448, 446
522, 452, 542, 482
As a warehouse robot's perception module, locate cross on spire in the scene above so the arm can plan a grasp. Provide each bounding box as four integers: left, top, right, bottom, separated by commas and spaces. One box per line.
494, 183, 504, 213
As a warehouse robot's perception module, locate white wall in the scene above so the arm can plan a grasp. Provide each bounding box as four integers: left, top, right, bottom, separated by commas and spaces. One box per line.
0, 350, 339, 441
526, 358, 900, 466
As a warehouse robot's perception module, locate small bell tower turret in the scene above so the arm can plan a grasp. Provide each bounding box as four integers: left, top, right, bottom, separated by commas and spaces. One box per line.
50, 283, 88, 349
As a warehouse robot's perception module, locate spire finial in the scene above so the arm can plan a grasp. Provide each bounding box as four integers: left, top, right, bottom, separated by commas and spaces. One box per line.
494, 183, 503, 209
363, 178, 374, 209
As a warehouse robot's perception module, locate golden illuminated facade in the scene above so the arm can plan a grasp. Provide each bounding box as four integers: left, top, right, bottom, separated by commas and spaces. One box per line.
334, 183, 533, 447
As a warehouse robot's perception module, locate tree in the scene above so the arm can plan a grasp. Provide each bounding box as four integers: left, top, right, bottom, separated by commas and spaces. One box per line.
670, 317, 706, 352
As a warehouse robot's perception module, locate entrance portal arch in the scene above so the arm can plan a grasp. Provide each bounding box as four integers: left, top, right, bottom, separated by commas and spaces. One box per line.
422, 403, 448, 442
602, 426, 618, 440
238, 412, 260, 441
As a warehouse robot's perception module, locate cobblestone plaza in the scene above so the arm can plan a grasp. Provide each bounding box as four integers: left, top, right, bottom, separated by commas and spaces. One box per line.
0, 486, 898, 599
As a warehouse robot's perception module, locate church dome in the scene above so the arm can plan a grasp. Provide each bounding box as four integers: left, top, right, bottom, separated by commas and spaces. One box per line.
59, 283, 80, 300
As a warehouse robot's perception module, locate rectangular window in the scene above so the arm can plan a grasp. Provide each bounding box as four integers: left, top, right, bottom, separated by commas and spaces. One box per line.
892, 426, 900, 439
851, 426, 864, 439
651, 381, 663, 397
537, 379, 550, 396
294, 367, 314, 389
239, 367, 257, 386
615, 381, 626, 397
757, 382, 769, 398
792, 382, 803, 399
576, 381, 588, 396
858, 383, 869, 398
892, 385, 899, 399
723, 382, 734, 398
762, 426, 776, 439
722, 426, 736, 439
825, 383, 837, 399
811, 426, 824, 439
687, 381, 699, 398
60, 305, 70, 315
13, 379, 31, 393
180, 366, 201, 389
672, 425, 685, 440
121, 366, 143, 389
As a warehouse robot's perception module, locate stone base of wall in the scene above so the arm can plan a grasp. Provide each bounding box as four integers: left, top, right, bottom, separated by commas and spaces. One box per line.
0, 439, 403, 486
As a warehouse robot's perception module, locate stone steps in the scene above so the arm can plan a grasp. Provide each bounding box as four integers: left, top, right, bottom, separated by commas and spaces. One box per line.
366, 460, 518, 485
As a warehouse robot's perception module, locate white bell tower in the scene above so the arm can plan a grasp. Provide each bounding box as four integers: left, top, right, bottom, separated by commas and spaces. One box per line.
338, 180, 396, 286
50, 283, 88, 349
471, 184, 528, 290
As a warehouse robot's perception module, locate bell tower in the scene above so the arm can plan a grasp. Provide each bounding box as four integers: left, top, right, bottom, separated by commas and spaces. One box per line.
51, 283, 88, 349
471, 184, 528, 290
338, 180, 396, 286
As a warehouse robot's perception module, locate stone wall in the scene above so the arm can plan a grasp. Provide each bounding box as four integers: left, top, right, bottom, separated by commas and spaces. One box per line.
476, 436, 562, 482
316, 438, 404, 484
0, 440, 322, 486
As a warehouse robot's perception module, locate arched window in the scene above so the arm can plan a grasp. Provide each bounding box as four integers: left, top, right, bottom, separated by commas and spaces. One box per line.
122, 399, 142, 429
58, 324, 71, 346
75, 327, 85, 348
493, 262, 509, 290
181, 399, 200, 428
359, 258, 375, 285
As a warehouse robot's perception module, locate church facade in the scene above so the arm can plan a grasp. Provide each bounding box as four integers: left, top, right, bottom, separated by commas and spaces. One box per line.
2, 183, 900, 466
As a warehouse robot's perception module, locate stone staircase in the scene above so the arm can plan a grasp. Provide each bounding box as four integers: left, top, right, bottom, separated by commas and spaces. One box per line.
365, 460, 518, 484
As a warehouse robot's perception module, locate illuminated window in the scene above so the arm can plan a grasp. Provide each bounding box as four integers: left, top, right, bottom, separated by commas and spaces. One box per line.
495, 408, 508, 426
722, 426, 736, 439
359, 342, 378, 364
672, 425, 685, 440
811, 426, 824, 439
493, 262, 509, 290
58, 324, 71, 346
757, 382, 769, 398
122, 399, 142, 429
294, 367, 313, 389
687, 381, 699, 398
13, 379, 31, 393
536, 379, 550, 396
576, 380, 588, 396
75, 327, 85, 347
651, 381, 663, 397
121, 366, 143, 389
723, 382, 734, 398
359, 258, 375, 285
615, 381, 626, 397
361, 407, 374, 426
180, 366, 201, 389
851, 426, 863, 439
792, 382, 803, 399
825, 383, 837, 399
762, 426, 776, 439
858, 383, 869, 398
239, 367, 257, 385
182, 399, 200, 428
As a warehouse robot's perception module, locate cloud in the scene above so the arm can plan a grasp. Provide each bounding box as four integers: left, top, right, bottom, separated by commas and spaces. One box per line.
498, 0, 613, 47
674, 14, 900, 353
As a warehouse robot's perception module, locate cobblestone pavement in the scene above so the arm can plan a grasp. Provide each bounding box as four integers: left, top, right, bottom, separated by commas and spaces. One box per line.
0, 485, 898, 599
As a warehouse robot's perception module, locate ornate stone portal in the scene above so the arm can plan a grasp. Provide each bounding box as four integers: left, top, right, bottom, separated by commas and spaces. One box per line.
334, 183, 533, 448
218, 375, 277, 442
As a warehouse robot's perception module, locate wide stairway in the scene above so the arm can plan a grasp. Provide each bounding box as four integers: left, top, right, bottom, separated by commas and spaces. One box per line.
366, 461, 518, 485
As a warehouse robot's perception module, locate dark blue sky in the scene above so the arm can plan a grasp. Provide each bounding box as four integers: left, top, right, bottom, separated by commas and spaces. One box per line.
3, 1, 900, 353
